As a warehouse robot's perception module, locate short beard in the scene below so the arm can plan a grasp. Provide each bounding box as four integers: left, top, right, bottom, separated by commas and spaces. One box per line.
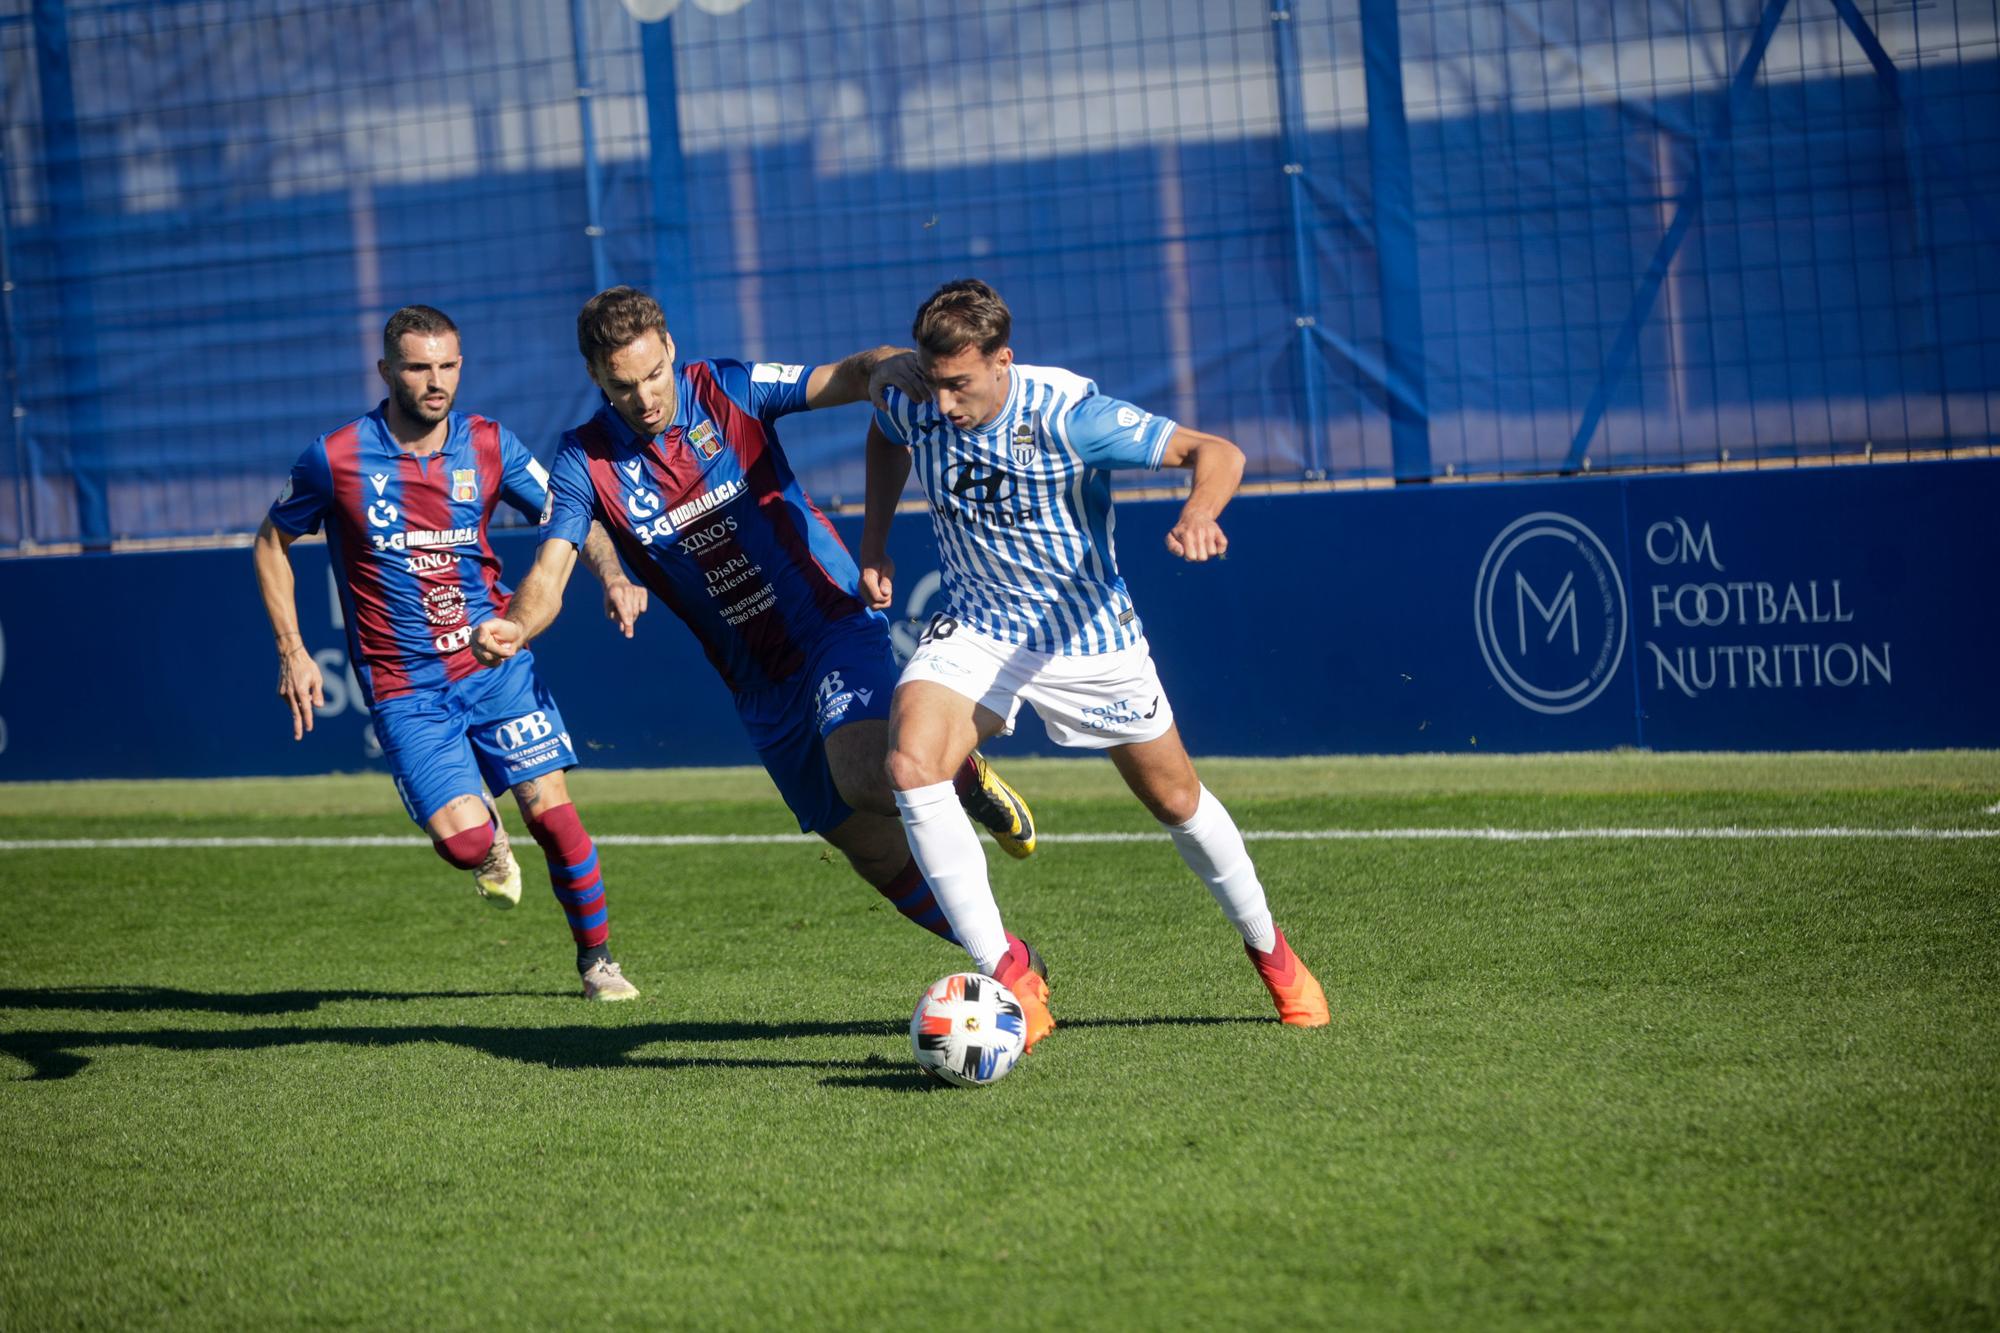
393, 383, 452, 425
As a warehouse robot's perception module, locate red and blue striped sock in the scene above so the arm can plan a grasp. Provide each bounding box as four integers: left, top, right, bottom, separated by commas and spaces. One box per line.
878, 859, 959, 945
525, 803, 609, 958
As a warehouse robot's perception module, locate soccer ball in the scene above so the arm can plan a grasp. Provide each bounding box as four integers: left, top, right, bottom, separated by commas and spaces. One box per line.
910, 972, 1027, 1087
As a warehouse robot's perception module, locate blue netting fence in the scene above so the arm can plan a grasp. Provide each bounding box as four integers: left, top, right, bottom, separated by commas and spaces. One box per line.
0, 0, 1994, 549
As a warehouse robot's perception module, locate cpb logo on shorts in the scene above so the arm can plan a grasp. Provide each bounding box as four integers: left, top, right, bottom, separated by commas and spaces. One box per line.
814, 670, 872, 729
495, 710, 553, 751
1473, 512, 1627, 715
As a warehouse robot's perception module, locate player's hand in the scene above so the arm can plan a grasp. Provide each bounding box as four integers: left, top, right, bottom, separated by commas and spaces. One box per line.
868, 352, 930, 409
277, 646, 324, 742
858, 553, 895, 610
474, 618, 524, 666
1165, 512, 1228, 562
603, 579, 648, 639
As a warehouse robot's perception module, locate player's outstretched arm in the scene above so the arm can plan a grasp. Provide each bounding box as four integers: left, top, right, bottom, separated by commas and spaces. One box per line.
858, 420, 912, 610
1158, 426, 1247, 563
475, 537, 580, 666
252, 517, 325, 740
581, 520, 647, 638
805, 345, 918, 411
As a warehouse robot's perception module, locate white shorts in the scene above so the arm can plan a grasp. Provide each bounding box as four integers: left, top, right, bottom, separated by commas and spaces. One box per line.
900, 621, 1177, 751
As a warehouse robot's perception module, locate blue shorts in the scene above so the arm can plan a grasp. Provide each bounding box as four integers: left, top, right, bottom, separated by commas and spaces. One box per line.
736, 612, 899, 834
372, 651, 578, 827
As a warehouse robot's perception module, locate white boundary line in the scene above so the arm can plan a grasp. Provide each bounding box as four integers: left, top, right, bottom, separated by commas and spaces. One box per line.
1, 827, 1997, 851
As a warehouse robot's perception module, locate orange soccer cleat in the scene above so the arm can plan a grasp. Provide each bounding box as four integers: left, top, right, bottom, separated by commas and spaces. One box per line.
1006, 969, 1056, 1050
994, 934, 1055, 1050
1246, 928, 1330, 1027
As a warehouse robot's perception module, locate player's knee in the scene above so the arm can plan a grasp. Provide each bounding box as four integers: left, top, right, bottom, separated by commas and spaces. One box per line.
835, 768, 898, 818
434, 821, 494, 870
883, 745, 938, 793
1145, 784, 1203, 827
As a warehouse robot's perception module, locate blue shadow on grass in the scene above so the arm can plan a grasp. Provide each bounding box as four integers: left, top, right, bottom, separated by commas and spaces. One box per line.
0, 988, 1275, 1083
0, 1019, 904, 1081
0, 986, 539, 1015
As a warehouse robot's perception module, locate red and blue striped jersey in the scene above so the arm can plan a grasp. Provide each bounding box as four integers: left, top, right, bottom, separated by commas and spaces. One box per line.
268, 404, 549, 706
543, 358, 869, 693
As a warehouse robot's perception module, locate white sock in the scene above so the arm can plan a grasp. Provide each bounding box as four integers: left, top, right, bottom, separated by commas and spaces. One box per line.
1166, 786, 1277, 953
894, 781, 1010, 971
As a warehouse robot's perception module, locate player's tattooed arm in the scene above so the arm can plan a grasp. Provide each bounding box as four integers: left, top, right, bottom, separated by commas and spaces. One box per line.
252, 518, 325, 740
473, 538, 580, 666
1157, 426, 1246, 563
581, 520, 647, 639
806, 345, 916, 411
858, 420, 912, 610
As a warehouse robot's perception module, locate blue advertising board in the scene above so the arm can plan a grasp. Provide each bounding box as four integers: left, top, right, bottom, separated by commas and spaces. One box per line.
0, 459, 1990, 781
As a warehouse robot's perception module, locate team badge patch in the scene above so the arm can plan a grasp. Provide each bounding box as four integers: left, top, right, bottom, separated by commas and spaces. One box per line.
1011, 422, 1037, 467
275, 477, 294, 505
689, 421, 722, 460
451, 468, 478, 502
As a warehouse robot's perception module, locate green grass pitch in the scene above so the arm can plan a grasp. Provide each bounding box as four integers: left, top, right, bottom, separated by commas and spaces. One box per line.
2, 752, 1997, 1329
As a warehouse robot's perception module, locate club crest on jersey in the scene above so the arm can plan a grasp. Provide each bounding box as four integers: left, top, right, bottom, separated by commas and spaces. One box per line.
275, 477, 294, 505
451, 468, 478, 502
370, 472, 389, 496
689, 421, 721, 460
1010, 422, 1038, 466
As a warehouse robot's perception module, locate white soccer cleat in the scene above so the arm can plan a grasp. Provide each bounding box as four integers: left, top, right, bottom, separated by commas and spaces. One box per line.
471, 814, 522, 910
581, 958, 640, 1002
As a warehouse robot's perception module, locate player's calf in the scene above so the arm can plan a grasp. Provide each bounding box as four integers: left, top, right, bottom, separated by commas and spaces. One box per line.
1156, 783, 1326, 1026
523, 800, 637, 1000
875, 859, 959, 942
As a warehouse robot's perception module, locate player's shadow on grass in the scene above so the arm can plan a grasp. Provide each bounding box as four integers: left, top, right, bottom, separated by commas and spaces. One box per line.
0, 986, 542, 1017
0, 1017, 906, 1081
0, 991, 1272, 1082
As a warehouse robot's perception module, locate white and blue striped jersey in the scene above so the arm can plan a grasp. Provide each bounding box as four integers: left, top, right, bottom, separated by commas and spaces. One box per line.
875, 363, 1176, 655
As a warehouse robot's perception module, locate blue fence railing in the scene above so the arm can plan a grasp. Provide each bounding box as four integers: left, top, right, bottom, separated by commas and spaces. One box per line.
1, 0, 1995, 550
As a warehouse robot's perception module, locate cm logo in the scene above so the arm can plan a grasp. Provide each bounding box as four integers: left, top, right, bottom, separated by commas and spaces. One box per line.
1473, 512, 1627, 715
947, 464, 1016, 504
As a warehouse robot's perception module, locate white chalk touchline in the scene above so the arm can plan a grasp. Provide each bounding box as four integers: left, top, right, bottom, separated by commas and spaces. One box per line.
1, 827, 1997, 851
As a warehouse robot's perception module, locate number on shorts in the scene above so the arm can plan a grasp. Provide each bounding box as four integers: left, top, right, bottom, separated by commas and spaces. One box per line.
920, 613, 958, 644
